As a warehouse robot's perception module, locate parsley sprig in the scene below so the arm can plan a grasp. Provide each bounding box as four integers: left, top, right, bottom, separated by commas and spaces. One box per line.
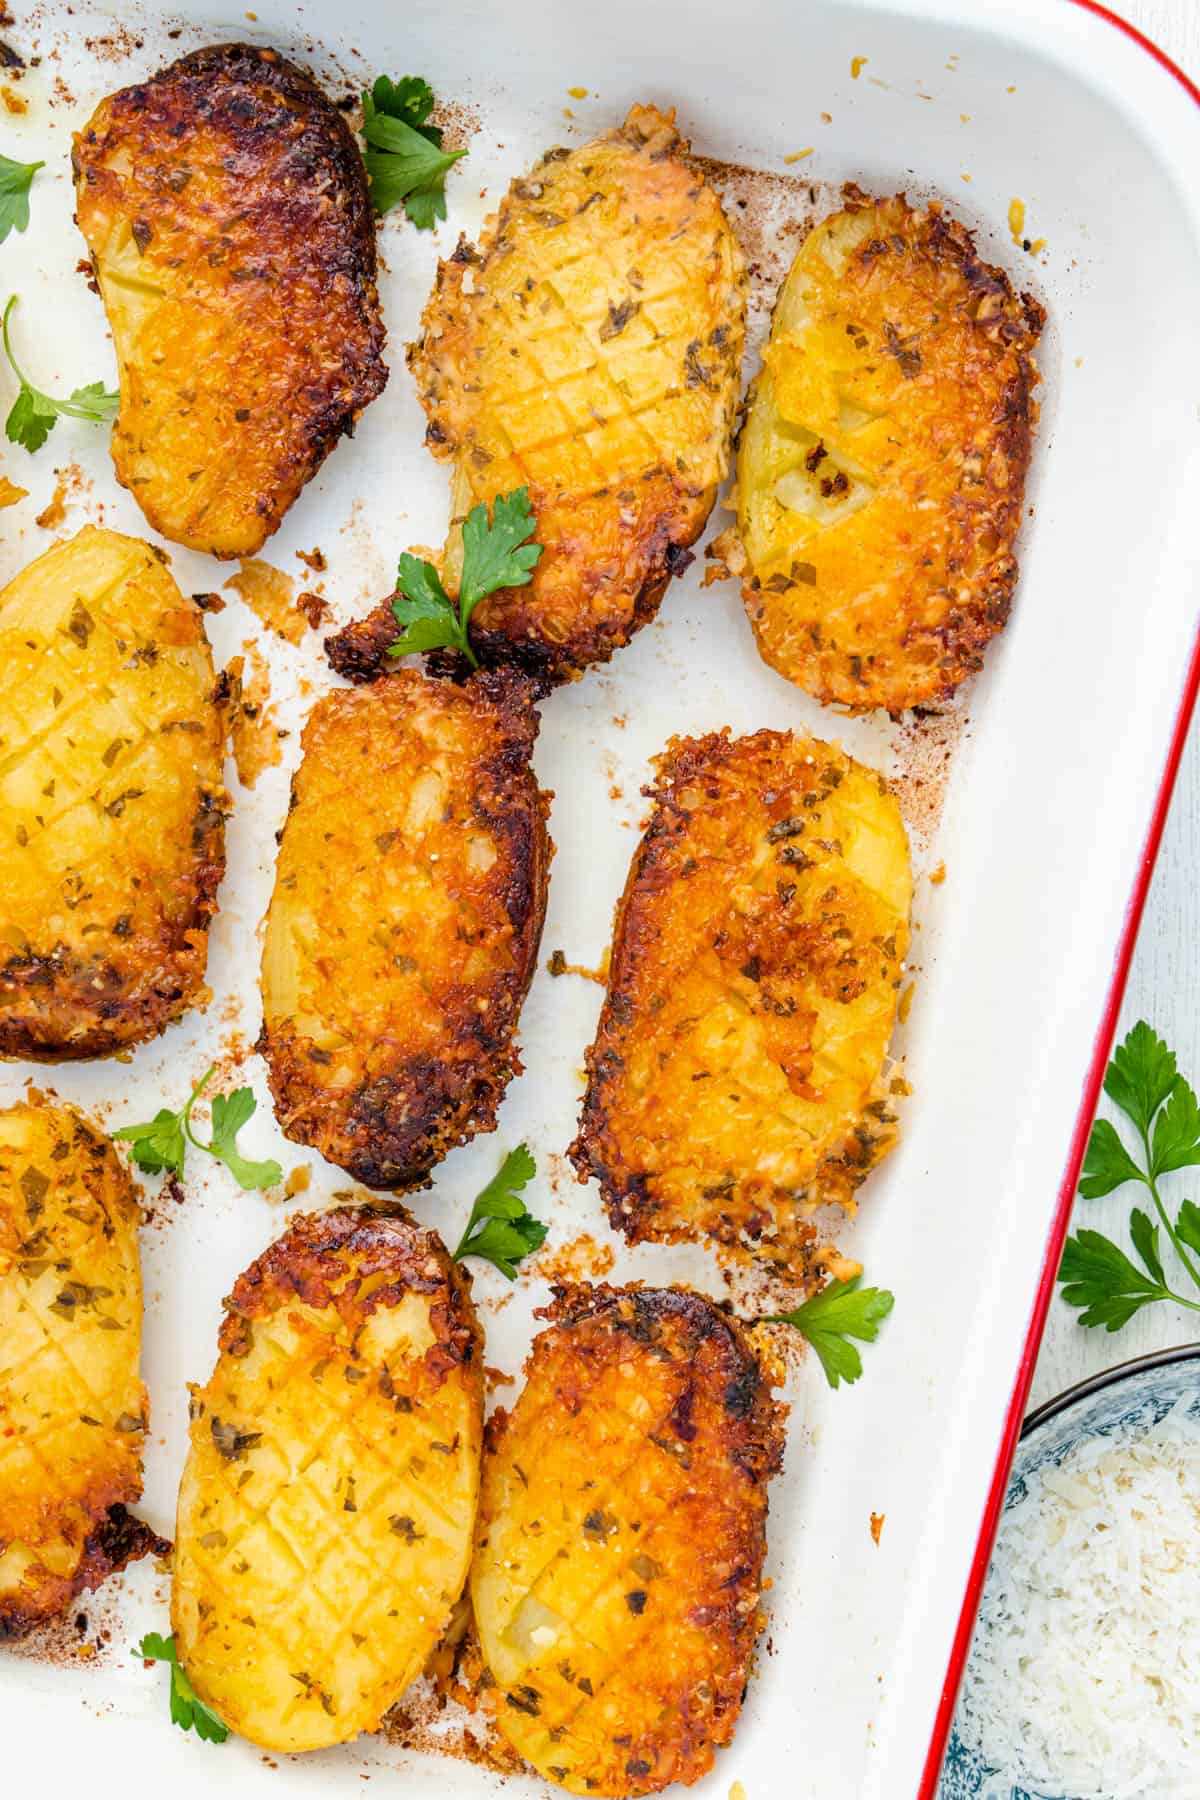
1058, 1020, 1200, 1330
390, 487, 542, 668
134, 1633, 228, 1743
0, 153, 43, 244
453, 1144, 547, 1278
114, 1066, 282, 1193
763, 1276, 895, 1388
361, 75, 466, 228
3, 295, 118, 453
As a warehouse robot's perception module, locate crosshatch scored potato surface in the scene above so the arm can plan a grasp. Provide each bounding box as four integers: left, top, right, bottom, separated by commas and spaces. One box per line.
0, 526, 227, 1060
172, 1206, 483, 1752
0, 1102, 146, 1637
409, 103, 747, 680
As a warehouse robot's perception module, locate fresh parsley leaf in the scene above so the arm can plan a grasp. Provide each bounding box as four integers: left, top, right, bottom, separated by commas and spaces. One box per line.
0, 153, 43, 244
454, 1144, 547, 1278
1078, 1116, 1145, 1199
389, 488, 543, 668
114, 1067, 281, 1192
1151, 1075, 1200, 1177
209, 1088, 282, 1190
112, 1107, 188, 1177
1061, 1022, 1200, 1332
763, 1277, 894, 1389
1128, 1205, 1166, 1286
1058, 1227, 1172, 1332
1103, 1019, 1178, 1138
365, 75, 437, 132
135, 1632, 228, 1744
361, 75, 465, 226
1177, 1199, 1200, 1258
3, 295, 119, 453
459, 487, 543, 610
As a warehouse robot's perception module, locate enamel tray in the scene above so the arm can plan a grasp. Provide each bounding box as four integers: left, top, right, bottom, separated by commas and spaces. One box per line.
2, 2, 1200, 1797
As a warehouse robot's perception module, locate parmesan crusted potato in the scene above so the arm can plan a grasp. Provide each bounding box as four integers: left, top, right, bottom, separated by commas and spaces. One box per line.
718, 187, 1044, 711
260, 669, 550, 1188
472, 1283, 786, 1796
570, 729, 912, 1276
0, 1102, 150, 1637
74, 42, 387, 558
326, 104, 745, 686
0, 527, 227, 1061
172, 1205, 482, 1752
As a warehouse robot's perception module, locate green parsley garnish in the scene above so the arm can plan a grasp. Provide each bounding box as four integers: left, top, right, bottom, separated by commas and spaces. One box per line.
361, 75, 466, 228
390, 487, 542, 668
762, 1276, 895, 1389
134, 1633, 228, 1743
453, 1144, 547, 1278
113, 1065, 282, 1193
3, 294, 118, 453
0, 153, 43, 244
1058, 1020, 1200, 1330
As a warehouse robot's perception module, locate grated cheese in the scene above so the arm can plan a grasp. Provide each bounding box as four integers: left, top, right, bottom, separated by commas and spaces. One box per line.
956, 1399, 1200, 1798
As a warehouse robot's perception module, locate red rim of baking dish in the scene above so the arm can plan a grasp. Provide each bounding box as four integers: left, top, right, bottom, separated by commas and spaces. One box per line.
918, 11, 1200, 1792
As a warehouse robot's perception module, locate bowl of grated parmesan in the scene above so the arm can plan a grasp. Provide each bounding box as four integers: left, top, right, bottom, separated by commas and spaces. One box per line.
940, 1345, 1200, 1800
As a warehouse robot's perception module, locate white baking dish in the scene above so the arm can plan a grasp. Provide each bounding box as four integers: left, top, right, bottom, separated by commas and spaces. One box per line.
2, 1, 1200, 1796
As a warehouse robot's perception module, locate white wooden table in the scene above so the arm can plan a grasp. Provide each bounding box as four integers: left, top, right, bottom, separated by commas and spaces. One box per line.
1028, 0, 1200, 1411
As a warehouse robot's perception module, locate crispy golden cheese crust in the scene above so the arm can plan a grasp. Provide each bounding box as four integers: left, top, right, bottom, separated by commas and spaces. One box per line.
0, 527, 228, 1062
74, 42, 387, 558
327, 104, 746, 688
472, 1283, 786, 1797
0, 1102, 161, 1639
172, 1205, 483, 1752
570, 730, 912, 1277
260, 669, 550, 1188
716, 187, 1044, 712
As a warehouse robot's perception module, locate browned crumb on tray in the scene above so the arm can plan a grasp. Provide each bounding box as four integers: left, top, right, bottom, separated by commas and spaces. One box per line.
225, 558, 310, 645
529, 1233, 616, 1283
224, 645, 285, 788
34, 463, 89, 531
0, 474, 26, 508
546, 947, 609, 984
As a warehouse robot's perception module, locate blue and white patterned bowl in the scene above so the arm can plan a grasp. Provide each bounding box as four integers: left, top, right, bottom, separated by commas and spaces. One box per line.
938, 1344, 1200, 1800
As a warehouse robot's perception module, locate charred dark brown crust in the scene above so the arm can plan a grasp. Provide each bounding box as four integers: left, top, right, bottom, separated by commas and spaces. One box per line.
0, 1506, 170, 1643
219, 1204, 480, 1377
73, 42, 387, 557
0, 778, 226, 1063
260, 668, 551, 1189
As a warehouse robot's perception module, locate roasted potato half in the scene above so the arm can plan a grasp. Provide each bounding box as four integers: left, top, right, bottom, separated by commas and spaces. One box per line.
327, 104, 745, 686
570, 729, 912, 1276
472, 1283, 786, 1796
0, 526, 227, 1061
260, 668, 550, 1188
74, 42, 387, 558
172, 1204, 483, 1752
718, 186, 1044, 711
0, 1101, 150, 1638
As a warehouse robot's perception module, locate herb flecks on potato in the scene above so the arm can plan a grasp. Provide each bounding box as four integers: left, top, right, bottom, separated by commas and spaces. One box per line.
571, 728, 912, 1277
327, 104, 745, 686
0, 526, 227, 1061
260, 668, 550, 1188
172, 1205, 482, 1752
718, 185, 1044, 712
73, 42, 387, 558
0, 1101, 152, 1638
472, 1283, 786, 1796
